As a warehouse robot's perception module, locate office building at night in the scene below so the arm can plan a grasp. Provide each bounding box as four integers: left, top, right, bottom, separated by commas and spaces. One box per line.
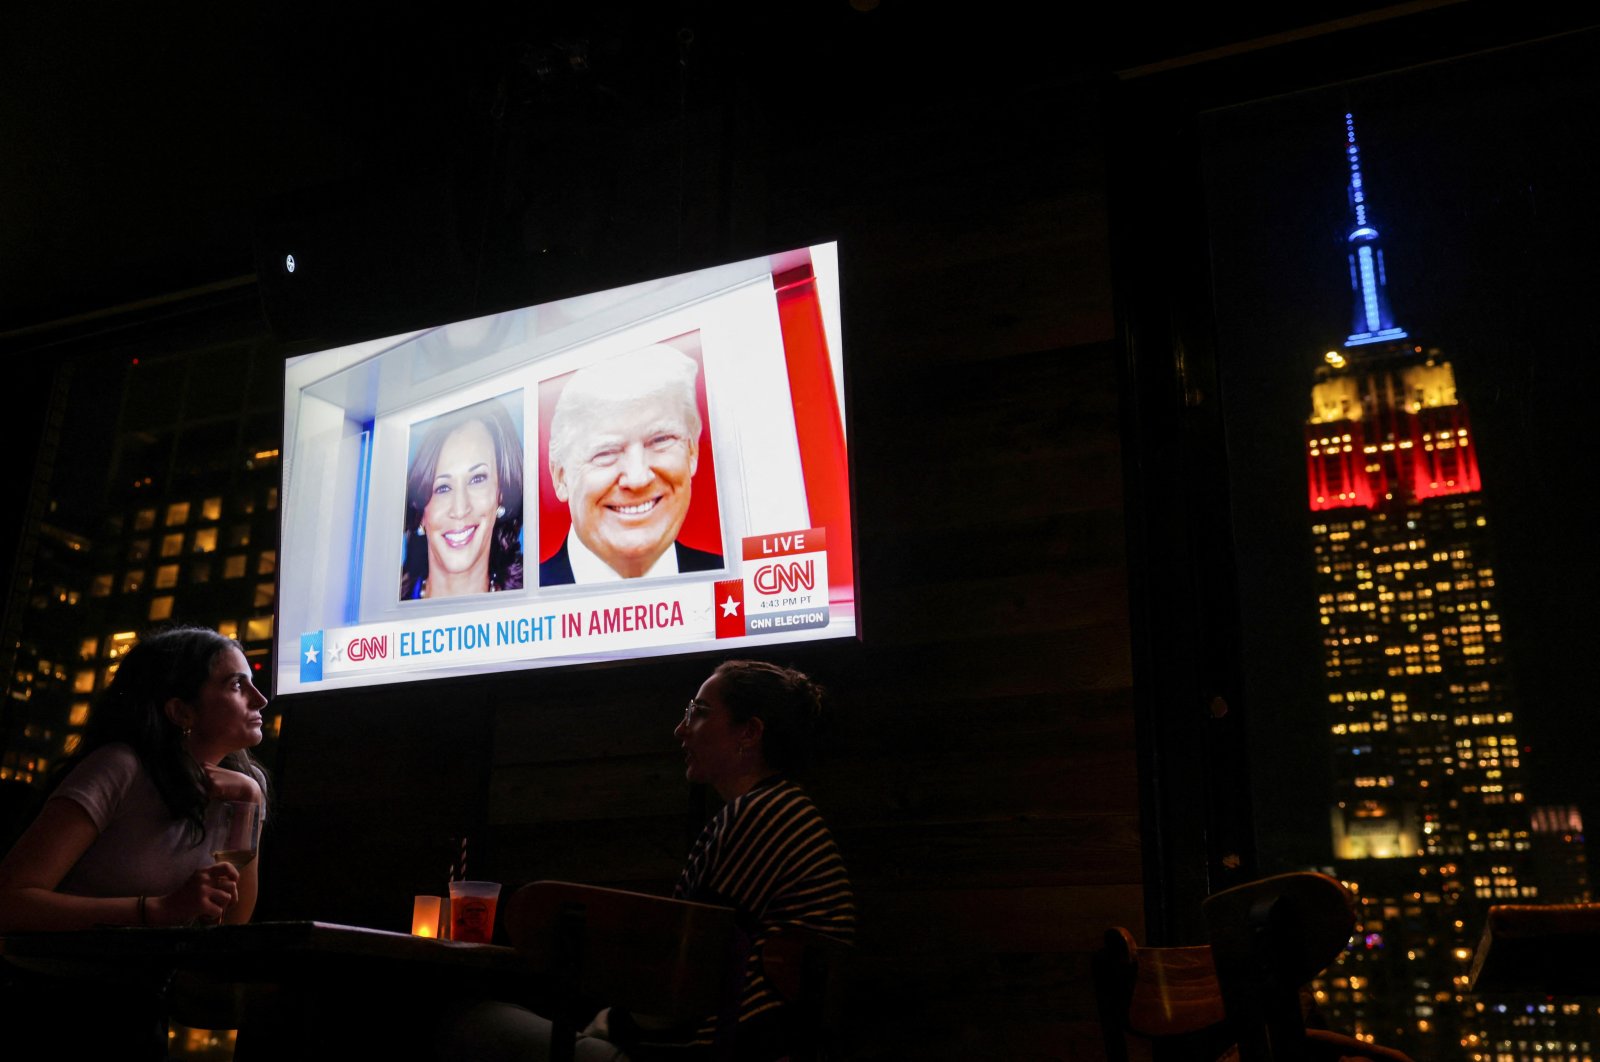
2, 326, 286, 790
1306, 115, 1591, 1061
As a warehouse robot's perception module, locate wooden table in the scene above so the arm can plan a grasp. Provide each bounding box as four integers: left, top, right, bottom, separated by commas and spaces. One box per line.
1, 921, 535, 1060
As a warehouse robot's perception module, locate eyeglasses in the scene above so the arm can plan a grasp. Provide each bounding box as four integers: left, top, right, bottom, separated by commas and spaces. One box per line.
681, 699, 711, 727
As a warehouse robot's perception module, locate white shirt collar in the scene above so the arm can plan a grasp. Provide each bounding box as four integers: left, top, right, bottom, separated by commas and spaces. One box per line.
565, 529, 680, 583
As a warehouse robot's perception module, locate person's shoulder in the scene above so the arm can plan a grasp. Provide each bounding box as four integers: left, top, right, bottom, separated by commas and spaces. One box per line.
673, 542, 723, 572
50, 743, 141, 825
731, 776, 812, 819
67, 743, 141, 781
539, 542, 574, 586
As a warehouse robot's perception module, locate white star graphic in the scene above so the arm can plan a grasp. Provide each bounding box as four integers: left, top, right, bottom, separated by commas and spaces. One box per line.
720, 595, 741, 618
304, 644, 320, 664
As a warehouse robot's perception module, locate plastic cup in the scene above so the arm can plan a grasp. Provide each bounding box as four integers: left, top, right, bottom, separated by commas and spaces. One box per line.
447, 881, 501, 944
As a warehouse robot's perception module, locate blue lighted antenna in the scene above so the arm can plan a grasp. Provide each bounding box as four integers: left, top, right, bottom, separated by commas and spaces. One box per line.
1342, 112, 1408, 348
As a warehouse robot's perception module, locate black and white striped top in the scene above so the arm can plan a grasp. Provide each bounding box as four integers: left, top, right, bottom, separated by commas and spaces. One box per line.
672, 775, 855, 1050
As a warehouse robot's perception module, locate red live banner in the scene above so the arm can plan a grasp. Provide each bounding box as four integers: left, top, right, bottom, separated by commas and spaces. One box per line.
742, 527, 826, 561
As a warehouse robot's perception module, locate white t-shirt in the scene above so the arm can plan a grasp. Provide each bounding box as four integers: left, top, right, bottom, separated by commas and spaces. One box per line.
51, 744, 240, 900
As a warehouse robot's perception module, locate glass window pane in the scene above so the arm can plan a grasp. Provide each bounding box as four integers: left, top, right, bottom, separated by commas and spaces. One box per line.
224, 555, 247, 579
253, 583, 275, 608
244, 616, 273, 642
257, 550, 276, 575
133, 508, 156, 531
121, 570, 145, 593
91, 574, 113, 597
1198, 36, 1600, 1060
78, 637, 98, 660
127, 539, 150, 562
191, 561, 212, 584
155, 564, 179, 589
108, 632, 137, 659
160, 533, 184, 558
193, 527, 218, 553
165, 502, 190, 526
201, 496, 223, 521
148, 596, 174, 621
228, 524, 250, 549
217, 620, 239, 640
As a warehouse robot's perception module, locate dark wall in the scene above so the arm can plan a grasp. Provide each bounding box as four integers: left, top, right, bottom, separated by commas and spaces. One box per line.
268, 80, 1135, 1058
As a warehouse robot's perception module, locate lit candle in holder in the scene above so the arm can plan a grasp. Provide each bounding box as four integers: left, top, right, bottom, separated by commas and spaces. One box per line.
411, 895, 443, 938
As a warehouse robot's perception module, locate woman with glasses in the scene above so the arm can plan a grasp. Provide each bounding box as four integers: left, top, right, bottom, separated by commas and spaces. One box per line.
446, 659, 854, 1061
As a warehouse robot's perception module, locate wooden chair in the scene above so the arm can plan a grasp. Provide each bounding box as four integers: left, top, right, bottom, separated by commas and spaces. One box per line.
758, 925, 854, 1062
1093, 926, 1236, 1062
1097, 872, 1414, 1062
1201, 871, 1355, 1062
504, 881, 740, 1062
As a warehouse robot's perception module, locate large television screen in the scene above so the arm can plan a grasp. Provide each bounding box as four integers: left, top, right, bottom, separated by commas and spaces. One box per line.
274, 242, 855, 695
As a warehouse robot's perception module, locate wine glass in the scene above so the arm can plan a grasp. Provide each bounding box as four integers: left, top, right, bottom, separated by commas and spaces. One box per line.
213, 800, 262, 869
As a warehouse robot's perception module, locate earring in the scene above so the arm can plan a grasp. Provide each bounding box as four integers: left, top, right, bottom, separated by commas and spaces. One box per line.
182, 727, 192, 738
496, 505, 506, 519
416, 526, 425, 537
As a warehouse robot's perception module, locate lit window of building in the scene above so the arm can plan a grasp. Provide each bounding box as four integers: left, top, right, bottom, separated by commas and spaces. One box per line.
165, 501, 190, 526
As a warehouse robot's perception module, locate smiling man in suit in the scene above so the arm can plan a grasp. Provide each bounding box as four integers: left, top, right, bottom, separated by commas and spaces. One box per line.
541, 345, 722, 585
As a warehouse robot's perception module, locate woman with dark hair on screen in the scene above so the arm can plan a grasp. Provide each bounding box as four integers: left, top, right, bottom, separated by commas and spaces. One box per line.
447, 660, 854, 1061
0, 625, 271, 1055
402, 397, 526, 600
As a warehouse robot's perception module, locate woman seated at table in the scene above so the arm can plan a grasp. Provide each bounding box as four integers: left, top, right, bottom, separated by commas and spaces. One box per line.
450, 659, 855, 1061
0, 625, 271, 932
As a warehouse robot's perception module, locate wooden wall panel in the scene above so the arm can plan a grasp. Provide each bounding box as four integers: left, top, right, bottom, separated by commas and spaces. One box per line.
273, 80, 1140, 1060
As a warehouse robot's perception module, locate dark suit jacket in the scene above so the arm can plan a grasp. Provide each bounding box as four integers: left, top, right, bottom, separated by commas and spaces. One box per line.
539, 540, 723, 586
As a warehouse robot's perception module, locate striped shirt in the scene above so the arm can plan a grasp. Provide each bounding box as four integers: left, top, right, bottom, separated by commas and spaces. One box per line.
671, 776, 855, 1051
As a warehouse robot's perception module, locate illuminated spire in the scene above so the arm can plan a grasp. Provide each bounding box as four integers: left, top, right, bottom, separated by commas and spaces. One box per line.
1343, 112, 1408, 347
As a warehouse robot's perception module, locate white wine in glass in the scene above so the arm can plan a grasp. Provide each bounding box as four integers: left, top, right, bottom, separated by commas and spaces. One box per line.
213, 800, 262, 868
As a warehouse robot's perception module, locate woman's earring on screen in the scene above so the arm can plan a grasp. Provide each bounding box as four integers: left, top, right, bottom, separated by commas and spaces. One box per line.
496, 505, 506, 520
416, 526, 425, 537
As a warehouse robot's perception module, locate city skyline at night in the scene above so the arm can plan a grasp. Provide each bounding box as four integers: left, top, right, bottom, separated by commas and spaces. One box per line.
1211, 69, 1600, 1057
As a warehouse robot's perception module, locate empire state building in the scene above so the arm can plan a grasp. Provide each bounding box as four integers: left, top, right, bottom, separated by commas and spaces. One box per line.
1304, 114, 1583, 1060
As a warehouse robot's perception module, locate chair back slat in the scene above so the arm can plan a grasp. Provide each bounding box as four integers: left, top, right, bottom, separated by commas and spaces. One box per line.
505, 880, 738, 1023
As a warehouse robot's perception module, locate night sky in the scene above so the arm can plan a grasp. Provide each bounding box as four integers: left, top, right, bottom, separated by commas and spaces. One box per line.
1202, 29, 1600, 871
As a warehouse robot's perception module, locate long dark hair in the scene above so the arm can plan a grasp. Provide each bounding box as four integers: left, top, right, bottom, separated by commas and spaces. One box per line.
401, 397, 525, 599
44, 625, 270, 842
712, 660, 828, 772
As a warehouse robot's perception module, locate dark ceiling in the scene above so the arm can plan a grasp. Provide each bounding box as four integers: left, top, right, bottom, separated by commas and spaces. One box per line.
4, 2, 1462, 339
